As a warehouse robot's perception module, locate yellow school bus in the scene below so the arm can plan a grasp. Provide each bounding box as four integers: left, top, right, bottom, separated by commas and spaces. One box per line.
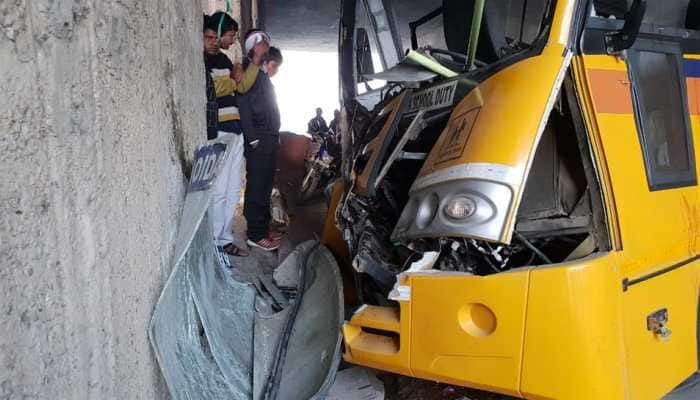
323, 0, 700, 398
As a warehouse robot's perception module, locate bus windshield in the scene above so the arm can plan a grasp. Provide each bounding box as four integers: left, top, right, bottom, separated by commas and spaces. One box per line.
355, 0, 557, 80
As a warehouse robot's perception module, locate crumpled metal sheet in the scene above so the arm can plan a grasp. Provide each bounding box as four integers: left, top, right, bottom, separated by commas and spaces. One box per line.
253, 241, 317, 400
149, 136, 256, 400
274, 244, 344, 400
253, 301, 291, 400
252, 242, 344, 400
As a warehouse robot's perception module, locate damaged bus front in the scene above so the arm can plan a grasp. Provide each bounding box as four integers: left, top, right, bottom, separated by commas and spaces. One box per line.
326, 0, 700, 398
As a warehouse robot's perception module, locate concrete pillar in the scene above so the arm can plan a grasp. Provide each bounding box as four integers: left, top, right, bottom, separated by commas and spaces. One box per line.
0, 1, 204, 398
240, 0, 257, 36
252, 0, 260, 30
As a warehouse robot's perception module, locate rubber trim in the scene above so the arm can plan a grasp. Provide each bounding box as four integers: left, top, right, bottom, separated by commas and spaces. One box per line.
623, 254, 700, 291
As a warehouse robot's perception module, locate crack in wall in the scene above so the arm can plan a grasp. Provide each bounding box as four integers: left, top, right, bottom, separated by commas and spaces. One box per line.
0, 0, 206, 398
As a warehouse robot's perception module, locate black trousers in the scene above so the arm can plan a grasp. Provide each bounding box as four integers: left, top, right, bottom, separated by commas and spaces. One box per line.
244, 139, 278, 242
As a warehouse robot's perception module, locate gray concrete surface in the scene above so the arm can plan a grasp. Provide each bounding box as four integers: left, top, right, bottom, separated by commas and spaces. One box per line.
229, 145, 327, 280
0, 1, 204, 399
263, 0, 339, 52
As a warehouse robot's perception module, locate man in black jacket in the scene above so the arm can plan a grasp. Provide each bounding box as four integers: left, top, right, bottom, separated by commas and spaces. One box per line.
237, 30, 283, 251
307, 107, 328, 138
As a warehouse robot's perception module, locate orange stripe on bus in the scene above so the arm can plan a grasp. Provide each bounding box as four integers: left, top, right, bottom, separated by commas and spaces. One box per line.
686, 77, 700, 115
587, 68, 700, 116
587, 69, 633, 114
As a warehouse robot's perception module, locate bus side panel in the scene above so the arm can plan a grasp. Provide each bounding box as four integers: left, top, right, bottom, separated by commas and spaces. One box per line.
409, 271, 530, 398
578, 53, 700, 399
622, 262, 699, 400
520, 255, 627, 400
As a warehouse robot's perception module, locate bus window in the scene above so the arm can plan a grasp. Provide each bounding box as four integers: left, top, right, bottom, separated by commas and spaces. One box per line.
593, 0, 628, 18
643, 0, 690, 27
627, 42, 697, 190
687, 0, 700, 29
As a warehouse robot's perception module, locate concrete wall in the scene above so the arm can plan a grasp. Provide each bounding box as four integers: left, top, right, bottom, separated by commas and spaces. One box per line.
0, 1, 204, 399
264, 0, 338, 51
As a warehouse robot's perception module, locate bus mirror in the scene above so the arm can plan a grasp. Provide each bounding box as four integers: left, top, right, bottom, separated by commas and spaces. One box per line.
605, 0, 647, 54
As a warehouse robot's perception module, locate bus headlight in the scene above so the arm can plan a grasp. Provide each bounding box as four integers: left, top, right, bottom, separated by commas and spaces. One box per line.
392, 179, 513, 243
416, 193, 440, 229
444, 196, 477, 220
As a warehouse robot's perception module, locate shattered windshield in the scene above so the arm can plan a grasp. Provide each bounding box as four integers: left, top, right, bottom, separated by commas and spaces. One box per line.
402, 0, 555, 65
354, 0, 556, 87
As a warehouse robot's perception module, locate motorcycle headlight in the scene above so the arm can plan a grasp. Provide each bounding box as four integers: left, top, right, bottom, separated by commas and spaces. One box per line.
443, 196, 477, 220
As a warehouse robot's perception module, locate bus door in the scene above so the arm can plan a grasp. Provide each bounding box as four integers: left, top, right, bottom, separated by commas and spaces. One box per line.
574, 1, 700, 398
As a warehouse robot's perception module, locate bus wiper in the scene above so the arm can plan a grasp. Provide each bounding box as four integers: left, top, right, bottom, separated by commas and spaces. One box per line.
466, 0, 485, 69
405, 50, 458, 78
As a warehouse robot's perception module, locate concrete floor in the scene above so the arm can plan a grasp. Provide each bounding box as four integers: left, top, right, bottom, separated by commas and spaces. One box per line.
226, 132, 325, 278
385, 375, 512, 400
227, 194, 327, 280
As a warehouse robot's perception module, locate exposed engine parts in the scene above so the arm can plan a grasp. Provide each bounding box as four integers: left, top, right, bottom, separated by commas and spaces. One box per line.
338, 78, 610, 303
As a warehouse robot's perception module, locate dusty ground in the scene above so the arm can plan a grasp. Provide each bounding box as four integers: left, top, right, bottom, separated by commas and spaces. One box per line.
228, 132, 323, 278
384, 375, 514, 400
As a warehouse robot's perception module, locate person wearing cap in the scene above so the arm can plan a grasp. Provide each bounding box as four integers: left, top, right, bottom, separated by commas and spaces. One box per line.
237, 30, 284, 251
203, 13, 260, 258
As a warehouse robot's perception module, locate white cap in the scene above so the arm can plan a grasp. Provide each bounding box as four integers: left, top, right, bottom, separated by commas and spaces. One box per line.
244, 30, 271, 54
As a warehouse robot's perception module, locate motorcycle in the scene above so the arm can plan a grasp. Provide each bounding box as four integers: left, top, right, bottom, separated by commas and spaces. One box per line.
299, 131, 339, 202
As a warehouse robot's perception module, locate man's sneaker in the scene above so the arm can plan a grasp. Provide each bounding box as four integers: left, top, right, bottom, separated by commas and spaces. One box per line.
247, 237, 280, 251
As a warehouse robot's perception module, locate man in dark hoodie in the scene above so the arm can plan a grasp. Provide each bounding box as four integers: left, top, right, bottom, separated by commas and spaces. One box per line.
237, 30, 283, 251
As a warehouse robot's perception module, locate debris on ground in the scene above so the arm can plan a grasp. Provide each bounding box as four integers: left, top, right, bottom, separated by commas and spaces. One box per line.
150, 139, 345, 400
327, 367, 385, 400
384, 375, 513, 400
270, 188, 289, 227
